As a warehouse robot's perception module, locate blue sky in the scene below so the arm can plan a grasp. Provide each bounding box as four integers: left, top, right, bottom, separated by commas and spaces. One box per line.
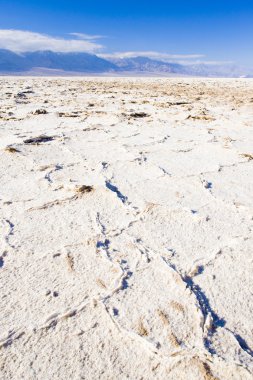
0, 0, 252, 66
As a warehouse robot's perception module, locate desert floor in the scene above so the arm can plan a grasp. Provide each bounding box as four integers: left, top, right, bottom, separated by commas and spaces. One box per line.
0, 77, 253, 379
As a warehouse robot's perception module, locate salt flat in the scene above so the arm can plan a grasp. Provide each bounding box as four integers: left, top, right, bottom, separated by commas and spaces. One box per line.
0, 77, 252, 379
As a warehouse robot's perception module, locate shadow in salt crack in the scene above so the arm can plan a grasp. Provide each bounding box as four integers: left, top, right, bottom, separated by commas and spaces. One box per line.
184, 275, 227, 356
96, 239, 110, 250
234, 333, 253, 357
184, 276, 226, 329
105, 181, 128, 204
120, 259, 133, 290
0, 256, 4, 268
113, 307, 119, 316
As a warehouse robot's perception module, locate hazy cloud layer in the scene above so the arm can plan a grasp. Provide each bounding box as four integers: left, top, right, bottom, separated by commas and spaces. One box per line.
179, 60, 234, 66
100, 51, 205, 61
100, 51, 235, 66
0, 29, 103, 53
69, 33, 106, 40
0, 30, 235, 66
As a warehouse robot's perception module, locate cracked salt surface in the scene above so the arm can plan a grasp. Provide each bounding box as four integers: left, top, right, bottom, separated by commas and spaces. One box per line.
0, 77, 252, 379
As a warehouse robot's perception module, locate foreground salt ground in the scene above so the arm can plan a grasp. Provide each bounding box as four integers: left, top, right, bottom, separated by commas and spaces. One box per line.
0, 77, 252, 379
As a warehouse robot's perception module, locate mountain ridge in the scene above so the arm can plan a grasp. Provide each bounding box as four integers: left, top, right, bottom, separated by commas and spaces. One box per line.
0, 49, 252, 77
0, 49, 117, 73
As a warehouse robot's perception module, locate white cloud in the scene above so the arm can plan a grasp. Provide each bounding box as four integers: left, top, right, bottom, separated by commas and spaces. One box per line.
69, 32, 106, 40
179, 60, 234, 66
99, 51, 205, 61
0, 29, 103, 53
99, 51, 235, 66
0, 31, 235, 67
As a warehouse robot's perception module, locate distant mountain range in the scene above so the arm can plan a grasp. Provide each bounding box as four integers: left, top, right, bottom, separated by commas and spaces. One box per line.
0, 49, 117, 73
0, 49, 252, 77
107, 56, 253, 77
107, 56, 187, 74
